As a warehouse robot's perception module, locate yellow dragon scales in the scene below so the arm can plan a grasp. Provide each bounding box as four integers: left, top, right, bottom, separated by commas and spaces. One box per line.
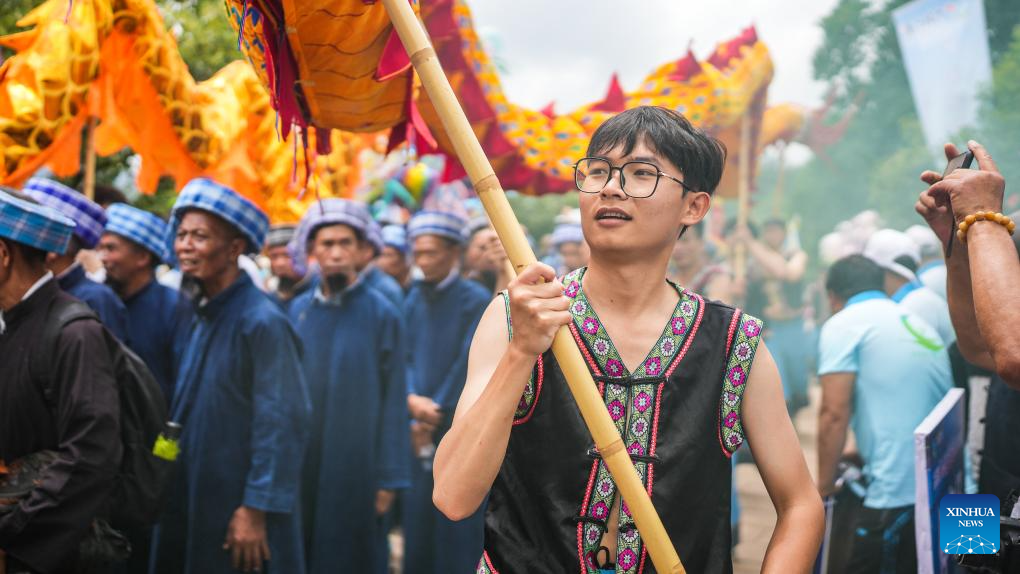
0, 0, 362, 221
1, 0, 841, 221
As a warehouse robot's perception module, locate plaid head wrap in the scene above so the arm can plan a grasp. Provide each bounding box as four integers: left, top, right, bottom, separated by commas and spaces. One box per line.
266, 224, 297, 249
289, 198, 371, 277
365, 218, 385, 256
167, 178, 269, 259
381, 225, 407, 253
23, 178, 106, 249
105, 203, 170, 263
0, 187, 76, 254
407, 210, 467, 245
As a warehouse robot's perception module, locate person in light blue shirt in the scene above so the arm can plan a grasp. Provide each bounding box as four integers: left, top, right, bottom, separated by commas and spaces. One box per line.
816, 255, 952, 574
864, 228, 955, 346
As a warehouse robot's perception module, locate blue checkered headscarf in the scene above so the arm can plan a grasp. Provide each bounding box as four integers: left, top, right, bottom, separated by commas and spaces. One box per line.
289, 198, 372, 276
0, 187, 76, 254
105, 203, 171, 263
167, 178, 269, 259
23, 178, 106, 249
381, 225, 407, 253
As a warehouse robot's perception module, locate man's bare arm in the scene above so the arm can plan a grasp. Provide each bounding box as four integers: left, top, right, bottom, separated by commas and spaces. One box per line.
433, 264, 570, 520
432, 298, 532, 520
742, 344, 824, 574
920, 141, 1020, 384
816, 372, 854, 496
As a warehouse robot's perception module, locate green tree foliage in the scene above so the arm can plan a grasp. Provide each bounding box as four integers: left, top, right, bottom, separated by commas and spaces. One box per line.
159, 0, 239, 81
1, 0, 239, 200
0, 0, 40, 42
766, 0, 1020, 265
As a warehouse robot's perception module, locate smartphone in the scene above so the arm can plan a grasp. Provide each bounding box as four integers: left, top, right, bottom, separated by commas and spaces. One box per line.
943, 149, 974, 257
943, 150, 974, 178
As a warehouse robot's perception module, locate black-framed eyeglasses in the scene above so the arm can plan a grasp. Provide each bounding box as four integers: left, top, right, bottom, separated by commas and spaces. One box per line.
573, 157, 693, 198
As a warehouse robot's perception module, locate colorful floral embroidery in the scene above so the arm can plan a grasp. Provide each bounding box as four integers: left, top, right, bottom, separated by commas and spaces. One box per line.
475, 551, 499, 574
564, 267, 702, 573
498, 290, 544, 424
718, 312, 764, 456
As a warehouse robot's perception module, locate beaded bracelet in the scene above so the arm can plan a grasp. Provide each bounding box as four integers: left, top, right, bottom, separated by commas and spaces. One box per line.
957, 211, 1016, 243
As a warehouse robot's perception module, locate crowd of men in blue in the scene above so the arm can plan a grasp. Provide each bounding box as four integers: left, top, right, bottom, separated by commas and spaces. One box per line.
0, 176, 495, 574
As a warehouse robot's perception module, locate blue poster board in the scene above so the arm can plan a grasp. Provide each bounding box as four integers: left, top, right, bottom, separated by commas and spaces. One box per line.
914, 387, 966, 573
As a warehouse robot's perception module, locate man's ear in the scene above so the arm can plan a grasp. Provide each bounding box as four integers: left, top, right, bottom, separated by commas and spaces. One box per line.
229, 237, 247, 261
0, 238, 10, 270
827, 291, 844, 314
678, 191, 712, 228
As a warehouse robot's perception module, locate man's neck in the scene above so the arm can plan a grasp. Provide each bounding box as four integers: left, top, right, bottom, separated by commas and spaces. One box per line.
0, 269, 47, 312
49, 255, 75, 277
199, 266, 241, 300
120, 270, 155, 300
584, 251, 674, 316
885, 274, 909, 297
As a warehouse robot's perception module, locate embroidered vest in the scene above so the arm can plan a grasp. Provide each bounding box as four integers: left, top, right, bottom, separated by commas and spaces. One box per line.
476, 268, 764, 574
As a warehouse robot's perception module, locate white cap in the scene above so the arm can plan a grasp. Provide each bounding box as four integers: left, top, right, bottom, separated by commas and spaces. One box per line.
905, 225, 941, 259
864, 229, 920, 282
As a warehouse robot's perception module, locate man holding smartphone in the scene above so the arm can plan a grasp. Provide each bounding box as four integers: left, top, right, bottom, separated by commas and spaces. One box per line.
915, 140, 1020, 502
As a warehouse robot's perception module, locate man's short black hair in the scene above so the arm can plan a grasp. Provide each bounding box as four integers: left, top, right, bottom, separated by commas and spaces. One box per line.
586, 106, 727, 195
894, 255, 918, 274
92, 184, 128, 208
826, 255, 885, 301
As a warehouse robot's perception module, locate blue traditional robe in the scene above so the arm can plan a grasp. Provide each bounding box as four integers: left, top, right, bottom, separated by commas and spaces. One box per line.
150, 273, 310, 574
58, 263, 129, 342
288, 280, 411, 574
402, 274, 490, 574
123, 279, 193, 401
363, 264, 405, 308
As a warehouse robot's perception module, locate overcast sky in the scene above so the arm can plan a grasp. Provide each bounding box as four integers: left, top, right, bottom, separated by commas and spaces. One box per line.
467, 0, 842, 113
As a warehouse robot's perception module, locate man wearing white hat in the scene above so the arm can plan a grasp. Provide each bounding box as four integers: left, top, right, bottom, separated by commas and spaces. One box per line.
864, 229, 955, 347
905, 225, 947, 300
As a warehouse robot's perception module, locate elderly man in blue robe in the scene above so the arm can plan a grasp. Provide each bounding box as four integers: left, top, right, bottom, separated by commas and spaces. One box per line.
149, 178, 311, 574
402, 210, 491, 574
286, 198, 410, 574
22, 177, 129, 341
100, 203, 193, 401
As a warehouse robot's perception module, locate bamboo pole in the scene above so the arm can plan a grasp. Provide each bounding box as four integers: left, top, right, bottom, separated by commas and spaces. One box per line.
379, 1, 684, 572
733, 112, 752, 284
83, 117, 97, 201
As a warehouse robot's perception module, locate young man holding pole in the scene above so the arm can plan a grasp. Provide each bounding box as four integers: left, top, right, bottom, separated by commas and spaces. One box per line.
433, 107, 823, 573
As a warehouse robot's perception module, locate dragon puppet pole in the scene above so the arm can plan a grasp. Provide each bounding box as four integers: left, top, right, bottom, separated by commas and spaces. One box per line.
379, 1, 685, 572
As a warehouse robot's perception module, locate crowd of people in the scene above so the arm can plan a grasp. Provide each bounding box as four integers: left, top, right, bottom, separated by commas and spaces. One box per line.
0, 105, 1017, 574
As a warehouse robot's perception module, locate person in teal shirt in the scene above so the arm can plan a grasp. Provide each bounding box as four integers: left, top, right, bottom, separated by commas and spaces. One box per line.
817, 254, 952, 574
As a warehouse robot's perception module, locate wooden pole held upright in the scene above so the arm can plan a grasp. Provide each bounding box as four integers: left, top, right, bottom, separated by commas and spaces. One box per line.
379, 1, 684, 572
83, 117, 97, 201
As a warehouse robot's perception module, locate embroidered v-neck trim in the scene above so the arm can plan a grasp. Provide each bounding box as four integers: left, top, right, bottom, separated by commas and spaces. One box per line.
564, 267, 696, 378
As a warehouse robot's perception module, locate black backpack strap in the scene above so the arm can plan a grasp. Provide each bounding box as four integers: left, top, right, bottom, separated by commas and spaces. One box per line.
32, 298, 100, 405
